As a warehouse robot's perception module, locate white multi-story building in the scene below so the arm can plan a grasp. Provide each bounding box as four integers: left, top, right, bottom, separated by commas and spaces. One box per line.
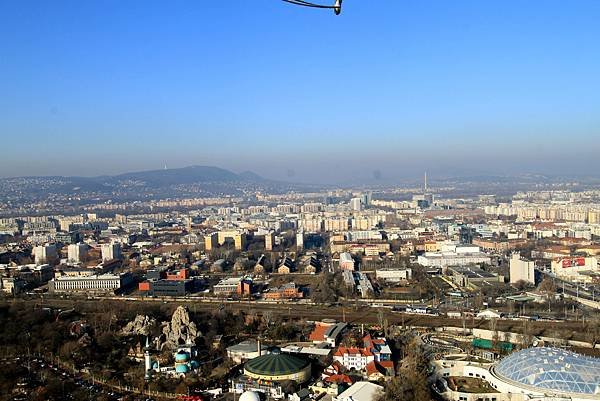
350, 198, 363, 212
333, 347, 374, 371
551, 256, 598, 283
48, 273, 132, 293
509, 253, 535, 285
296, 231, 304, 250
339, 252, 355, 270
417, 252, 491, 271
375, 268, 412, 282
346, 230, 383, 241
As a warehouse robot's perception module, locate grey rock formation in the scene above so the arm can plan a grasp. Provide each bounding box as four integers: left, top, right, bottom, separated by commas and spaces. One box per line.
159, 306, 199, 349
120, 315, 157, 337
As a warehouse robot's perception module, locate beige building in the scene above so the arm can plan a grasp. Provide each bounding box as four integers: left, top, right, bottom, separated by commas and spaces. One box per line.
265, 231, 275, 251
67, 243, 88, 264
203, 232, 219, 250
509, 253, 535, 285
33, 244, 58, 265
204, 231, 246, 251
324, 217, 350, 232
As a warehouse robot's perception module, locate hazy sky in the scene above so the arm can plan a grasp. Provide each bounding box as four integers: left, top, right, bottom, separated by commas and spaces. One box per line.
1, 0, 599, 184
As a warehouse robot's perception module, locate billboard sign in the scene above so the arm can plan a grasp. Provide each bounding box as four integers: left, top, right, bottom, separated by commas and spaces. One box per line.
562, 257, 585, 268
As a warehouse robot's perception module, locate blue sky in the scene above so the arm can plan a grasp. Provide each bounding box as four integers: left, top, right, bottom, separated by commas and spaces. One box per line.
1, 0, 599, 183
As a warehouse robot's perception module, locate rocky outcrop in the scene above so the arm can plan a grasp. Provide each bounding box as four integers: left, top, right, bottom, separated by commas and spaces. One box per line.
120, 315, 157, 337
120, 306, 199, 350
159, 306, 199, 349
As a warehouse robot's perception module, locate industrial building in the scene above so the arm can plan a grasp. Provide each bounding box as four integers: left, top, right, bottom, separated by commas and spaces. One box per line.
447, 266, 503, 288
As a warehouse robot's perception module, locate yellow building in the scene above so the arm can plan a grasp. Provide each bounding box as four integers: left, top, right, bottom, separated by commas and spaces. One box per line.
204, 231, 247, 251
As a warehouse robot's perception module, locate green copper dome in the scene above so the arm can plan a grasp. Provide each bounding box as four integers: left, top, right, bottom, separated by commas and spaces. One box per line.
245, 352, 310, 376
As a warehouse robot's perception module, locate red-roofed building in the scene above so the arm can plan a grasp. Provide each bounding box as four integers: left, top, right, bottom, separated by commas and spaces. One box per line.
309, 322, 334, 343
322, 361, 344, 378
324, 374, 354, 385
363, 334, 392, 362
365, 361, 395, 381
166, 268, 190, 280
333, 347, 375, 371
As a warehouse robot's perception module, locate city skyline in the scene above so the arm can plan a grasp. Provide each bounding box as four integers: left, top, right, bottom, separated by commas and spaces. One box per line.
3, 2, 600, 400
2, 1, 600, 183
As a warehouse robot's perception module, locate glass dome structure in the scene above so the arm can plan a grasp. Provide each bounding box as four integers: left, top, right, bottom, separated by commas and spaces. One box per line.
495, 347, 600, 395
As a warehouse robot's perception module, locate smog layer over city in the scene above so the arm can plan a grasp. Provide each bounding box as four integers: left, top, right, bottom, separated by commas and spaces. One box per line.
1, 2, 600, 401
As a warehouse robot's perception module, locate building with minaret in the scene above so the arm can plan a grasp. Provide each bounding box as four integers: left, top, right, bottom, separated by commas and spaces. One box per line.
144, 337, 153, 380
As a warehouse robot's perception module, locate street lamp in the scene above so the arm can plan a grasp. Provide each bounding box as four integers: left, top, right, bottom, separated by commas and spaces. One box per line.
282, 0, 343, 15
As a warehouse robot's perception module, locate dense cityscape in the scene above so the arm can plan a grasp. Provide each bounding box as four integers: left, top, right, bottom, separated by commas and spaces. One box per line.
2, 171, 600, 401
3, 0, 600, 400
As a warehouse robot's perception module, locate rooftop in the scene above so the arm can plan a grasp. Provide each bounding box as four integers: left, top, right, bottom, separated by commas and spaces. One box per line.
336, 381, 383, 401
245, 351, 310, 376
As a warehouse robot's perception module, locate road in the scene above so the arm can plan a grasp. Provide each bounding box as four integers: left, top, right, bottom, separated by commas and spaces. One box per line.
538, 270, 600, 310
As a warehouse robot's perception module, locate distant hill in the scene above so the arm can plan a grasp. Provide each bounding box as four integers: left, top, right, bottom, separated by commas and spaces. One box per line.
0, 165, 275, 201
109, 165, 265, 186
6, 165, 267, 188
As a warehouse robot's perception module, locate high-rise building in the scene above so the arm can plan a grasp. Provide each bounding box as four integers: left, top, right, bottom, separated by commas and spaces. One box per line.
67, 243, 88, 264
204, 232, 219, 251
350, 198, 363, 211
361, 192, 372, 207
33, 244, 58, 264
296, 230, 304, 250
265, 231, 275, 251
509, 253, 535, 285
101, 242, 122, 262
